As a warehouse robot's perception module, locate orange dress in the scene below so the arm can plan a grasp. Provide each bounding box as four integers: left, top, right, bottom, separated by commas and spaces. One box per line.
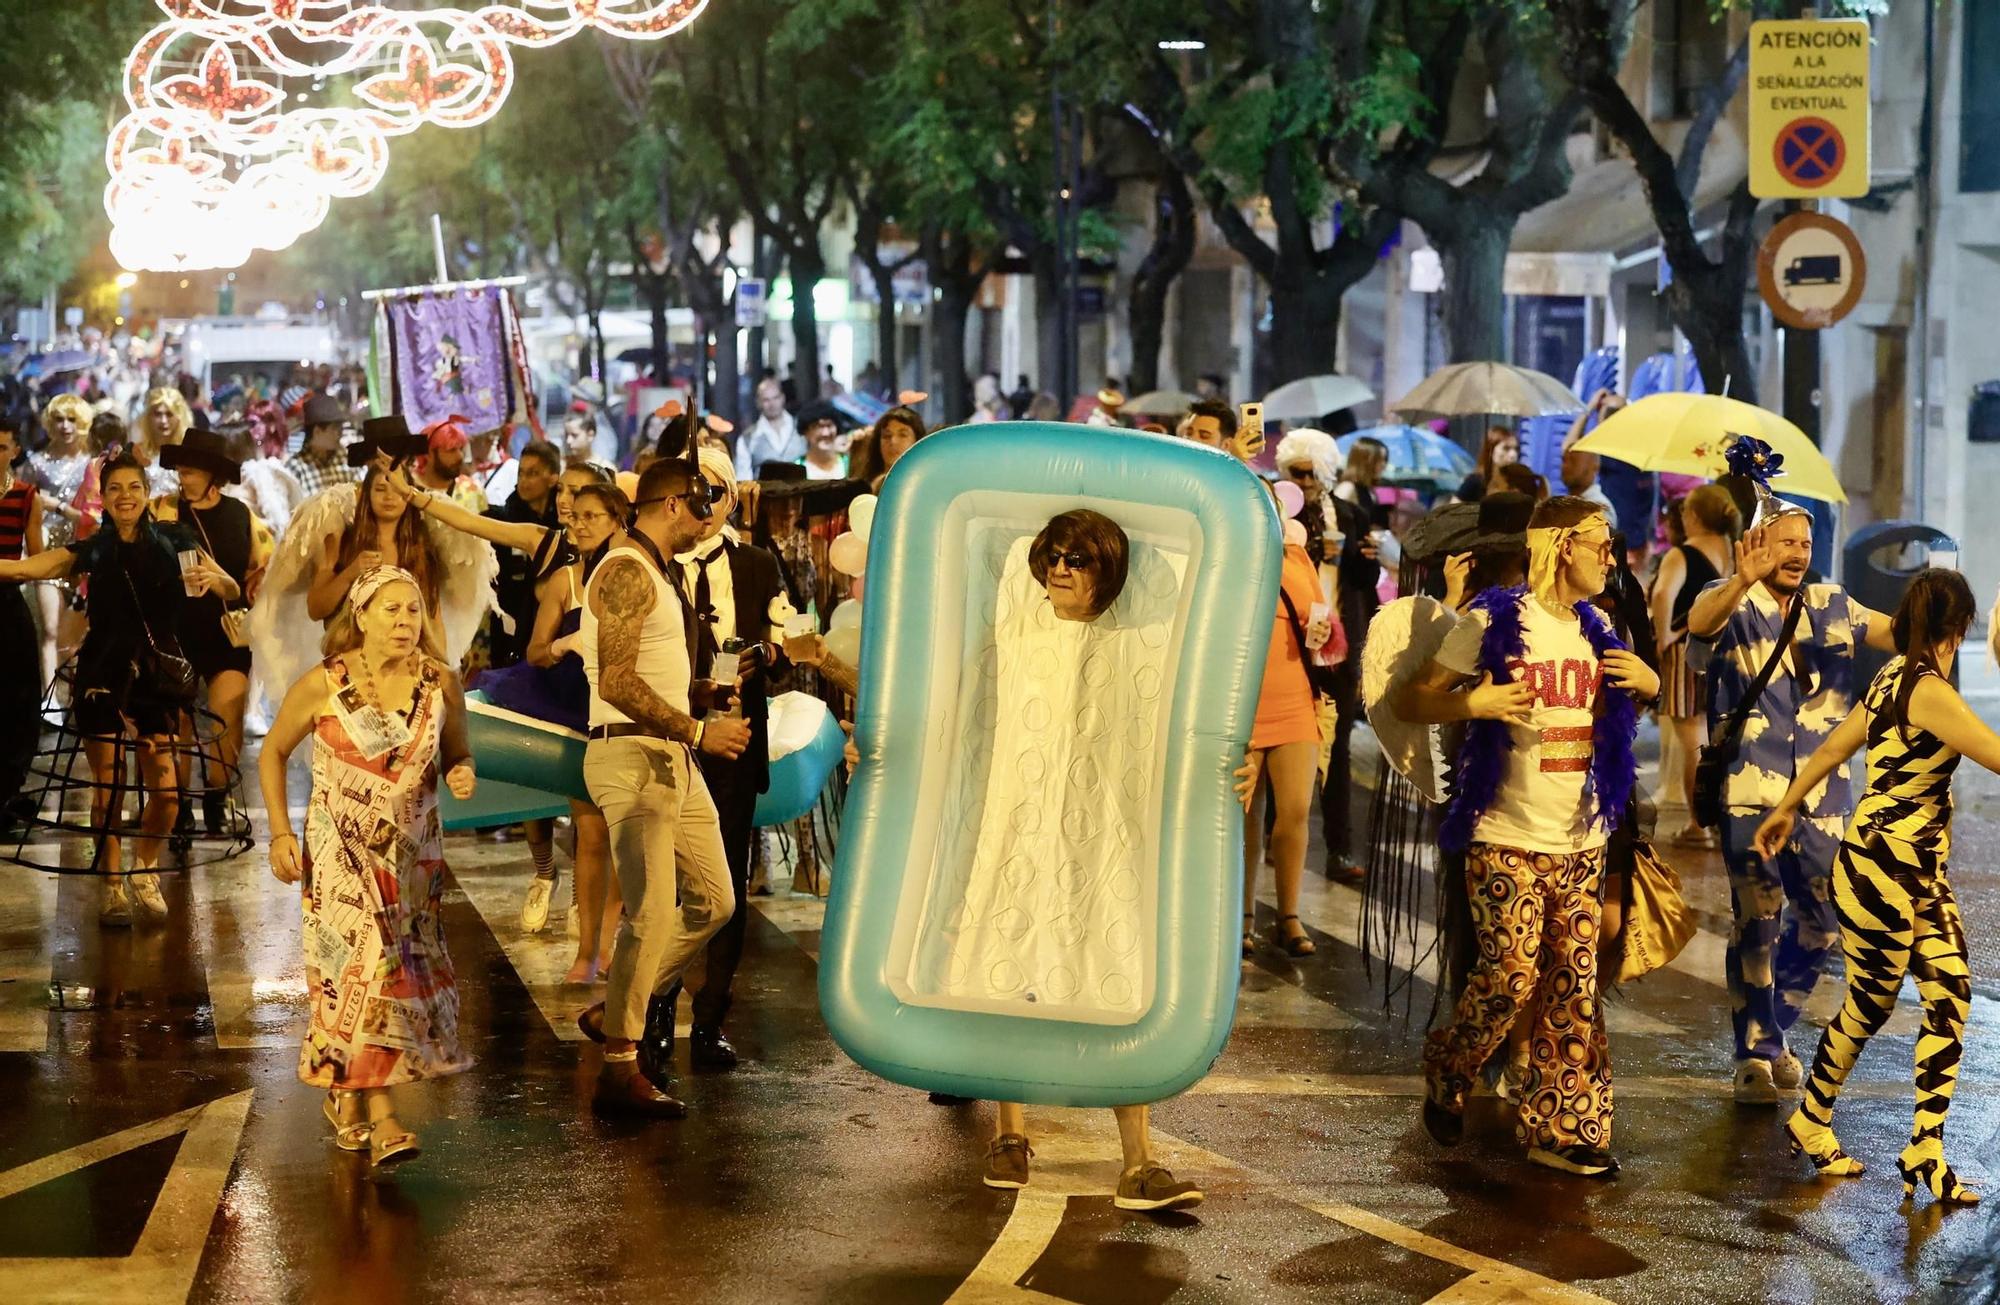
1251, 544, 1324, 750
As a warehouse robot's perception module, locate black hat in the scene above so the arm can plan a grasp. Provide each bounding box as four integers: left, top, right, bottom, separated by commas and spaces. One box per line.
755, 461, 815, 495
796, 400, 856, 434
1403, 491, 1533, 563
755, 461, 867, 514
301, 393, 349, 430
159, 428, 242, 485
347, 414, 429, 467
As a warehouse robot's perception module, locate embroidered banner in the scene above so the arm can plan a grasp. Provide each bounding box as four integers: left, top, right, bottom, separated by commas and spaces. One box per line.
388, 287, 515, 432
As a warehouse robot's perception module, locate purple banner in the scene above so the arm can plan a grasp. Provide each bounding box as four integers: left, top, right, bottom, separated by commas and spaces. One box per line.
389, 287, 513, 432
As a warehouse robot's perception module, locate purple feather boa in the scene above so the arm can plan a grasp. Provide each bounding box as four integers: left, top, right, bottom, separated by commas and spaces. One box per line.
1439, 585, 1640, 852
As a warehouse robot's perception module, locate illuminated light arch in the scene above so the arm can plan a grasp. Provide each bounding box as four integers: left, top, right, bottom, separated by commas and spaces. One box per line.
106, 1, 708, 272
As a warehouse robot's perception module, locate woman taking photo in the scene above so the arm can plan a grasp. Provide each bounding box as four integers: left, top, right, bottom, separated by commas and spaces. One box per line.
1651, 484, 1739, 845
0, 452, 206, 923
1754, 569, 1988, 1206
155, 430, 270, 834
386, 459, 626, 971
259, 565, 476, 1170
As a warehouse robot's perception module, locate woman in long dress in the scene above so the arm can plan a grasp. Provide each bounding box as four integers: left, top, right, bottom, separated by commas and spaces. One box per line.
258, 565, 477, 1170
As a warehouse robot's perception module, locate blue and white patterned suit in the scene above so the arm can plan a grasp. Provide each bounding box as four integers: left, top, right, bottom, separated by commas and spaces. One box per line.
1689, 580, 1875, 1064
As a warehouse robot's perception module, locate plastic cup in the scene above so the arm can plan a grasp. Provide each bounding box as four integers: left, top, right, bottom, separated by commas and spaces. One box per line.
178, 549, 201, 596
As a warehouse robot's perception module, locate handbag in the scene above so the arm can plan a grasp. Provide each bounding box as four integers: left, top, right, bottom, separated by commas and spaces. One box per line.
121, 560, 198, 702
184, 502, 251, 648
1690, 590, 1806, 829
1616, 835, 1697, 981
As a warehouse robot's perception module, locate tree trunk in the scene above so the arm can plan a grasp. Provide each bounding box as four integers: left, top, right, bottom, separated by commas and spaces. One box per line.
789, 241, 825, 401
747, 221, 773, 384
1265, 273, 1343, 389
1666, 275, 1757, 405
935, 279, 972, 424
1127, 170, 1196, 396
1033, 247, 1065, 402
1436, 213, 1514, 364
870, 271, 899, 402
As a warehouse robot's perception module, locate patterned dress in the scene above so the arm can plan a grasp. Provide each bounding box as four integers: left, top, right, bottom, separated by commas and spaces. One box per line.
298, 655, 472, 1089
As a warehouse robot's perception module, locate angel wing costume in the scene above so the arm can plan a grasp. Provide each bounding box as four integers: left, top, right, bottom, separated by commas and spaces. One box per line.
249, 482, 499, 697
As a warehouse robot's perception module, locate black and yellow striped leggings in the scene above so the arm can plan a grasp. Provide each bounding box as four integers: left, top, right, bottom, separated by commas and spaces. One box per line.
1798, 828, 1971, 1146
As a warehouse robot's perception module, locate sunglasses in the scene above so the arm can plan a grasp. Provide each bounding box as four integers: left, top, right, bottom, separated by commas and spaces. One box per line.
1041, 548, 1093, 571
1572, 534, 1614, 562
1284, 465, 1318, 481
631, 483, 717, 519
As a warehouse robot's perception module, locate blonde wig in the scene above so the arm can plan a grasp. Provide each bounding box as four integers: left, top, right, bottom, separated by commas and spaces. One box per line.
41, 394, 93, 443
139, 387, 194, 460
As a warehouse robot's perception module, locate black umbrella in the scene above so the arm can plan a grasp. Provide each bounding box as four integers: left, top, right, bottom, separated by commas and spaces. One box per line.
616, 346, 660, 365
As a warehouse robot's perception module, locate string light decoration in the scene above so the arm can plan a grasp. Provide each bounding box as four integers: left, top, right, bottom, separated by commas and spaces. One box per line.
106, 1, 707, 272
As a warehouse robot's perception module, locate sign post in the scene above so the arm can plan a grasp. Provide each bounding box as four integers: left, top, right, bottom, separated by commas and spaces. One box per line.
1748, 19, 1871, 200
735, 277, 767, 330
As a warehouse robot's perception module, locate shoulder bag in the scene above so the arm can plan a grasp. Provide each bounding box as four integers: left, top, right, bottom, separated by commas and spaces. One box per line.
1615, 834, 1697, 981
121, 558, 198, 702
184, 504, 250, 648
1690, 590, 1806, 829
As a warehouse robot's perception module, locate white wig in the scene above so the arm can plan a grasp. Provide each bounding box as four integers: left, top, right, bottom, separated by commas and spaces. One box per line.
1274, 427, 1341, 521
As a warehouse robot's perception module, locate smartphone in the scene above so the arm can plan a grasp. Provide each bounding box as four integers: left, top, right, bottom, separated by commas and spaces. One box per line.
1236, 402, 1266, 458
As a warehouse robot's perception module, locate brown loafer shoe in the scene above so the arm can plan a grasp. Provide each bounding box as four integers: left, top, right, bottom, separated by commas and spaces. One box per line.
1114, 1164, 1204, 1212
982, 1134, 1033, 1189
592, 1063, 687, 1119
577, 1002, 607, 1044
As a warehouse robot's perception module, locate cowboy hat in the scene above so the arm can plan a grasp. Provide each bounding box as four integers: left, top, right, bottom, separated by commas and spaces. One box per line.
158, 428, 242, 485
347, 414, 429, 466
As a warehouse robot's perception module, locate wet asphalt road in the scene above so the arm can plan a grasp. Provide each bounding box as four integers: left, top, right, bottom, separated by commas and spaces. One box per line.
4, 720, 2000, 1304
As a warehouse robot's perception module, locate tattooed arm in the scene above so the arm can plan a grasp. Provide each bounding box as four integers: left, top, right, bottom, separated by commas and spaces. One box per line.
591, 555, 703, 746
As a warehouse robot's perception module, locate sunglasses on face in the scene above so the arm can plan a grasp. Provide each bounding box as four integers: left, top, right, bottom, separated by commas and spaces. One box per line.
1572, 535, 1614, 563
1285, 465, 1318, 481
1041, 548, 1093, 571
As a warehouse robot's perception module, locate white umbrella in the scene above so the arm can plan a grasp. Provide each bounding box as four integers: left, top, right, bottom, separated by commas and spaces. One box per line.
1390, 362, 1584, 420
1125, 388, 1196, 417
1261, 373, 1374, 422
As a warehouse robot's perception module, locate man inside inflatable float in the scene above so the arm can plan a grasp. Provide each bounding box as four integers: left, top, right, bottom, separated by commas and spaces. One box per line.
821, 420, 1282, 1211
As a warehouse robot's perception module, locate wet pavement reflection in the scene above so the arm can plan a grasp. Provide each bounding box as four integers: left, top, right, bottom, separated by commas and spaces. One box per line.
1, 728, 1998, 1303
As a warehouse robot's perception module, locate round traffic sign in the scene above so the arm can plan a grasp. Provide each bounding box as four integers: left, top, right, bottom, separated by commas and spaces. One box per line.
1756, 212, 1867, 330
1774, 117, 1845, 190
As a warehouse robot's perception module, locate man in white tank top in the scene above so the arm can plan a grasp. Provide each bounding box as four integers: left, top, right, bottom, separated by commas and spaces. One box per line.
576, 458, 752, 1118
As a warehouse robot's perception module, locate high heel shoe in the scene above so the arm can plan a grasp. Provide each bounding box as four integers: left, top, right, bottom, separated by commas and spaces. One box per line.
1897, 1138, 1980, 1206
1242, 913, 1256, 959
1784, 1112, 1863, 1178
321, 1090, 372, 1153
1273, 913, 1316, 958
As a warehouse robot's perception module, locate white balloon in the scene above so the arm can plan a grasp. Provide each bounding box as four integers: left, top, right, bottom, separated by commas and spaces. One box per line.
848, 495, 878, 541
828, 599, 863, 632
829, 531, 868, 576
1283, 518, 1308, 548
824, 624, 862, 667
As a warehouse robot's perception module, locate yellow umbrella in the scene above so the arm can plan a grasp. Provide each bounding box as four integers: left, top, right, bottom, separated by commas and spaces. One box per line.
1572, 393, 1846, 504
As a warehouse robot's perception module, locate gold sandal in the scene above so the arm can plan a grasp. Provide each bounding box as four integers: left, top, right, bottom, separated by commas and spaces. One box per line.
322, 1091, 372, 1152
369, 1123, 422, 1170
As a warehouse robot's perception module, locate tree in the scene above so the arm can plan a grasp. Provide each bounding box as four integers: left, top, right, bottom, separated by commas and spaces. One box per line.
1548, 0, 1775, 398
1121, 0, 1404, 388
666, 0, 876, 399
1124, 154, 1197, 396
0, 1, 155, 317
1345, 3, 1583, 363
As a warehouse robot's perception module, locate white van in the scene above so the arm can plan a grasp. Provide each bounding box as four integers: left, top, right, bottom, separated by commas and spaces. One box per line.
181, 315, 343, 394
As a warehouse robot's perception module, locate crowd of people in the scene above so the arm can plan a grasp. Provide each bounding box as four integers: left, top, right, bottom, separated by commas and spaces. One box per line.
0, 356, 1986, 1212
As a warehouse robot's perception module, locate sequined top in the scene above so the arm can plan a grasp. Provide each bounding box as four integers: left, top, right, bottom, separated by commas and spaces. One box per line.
27, 449, 90, 549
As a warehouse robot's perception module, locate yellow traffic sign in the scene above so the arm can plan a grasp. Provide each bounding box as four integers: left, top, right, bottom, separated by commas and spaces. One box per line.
1749, 19, 1871, 199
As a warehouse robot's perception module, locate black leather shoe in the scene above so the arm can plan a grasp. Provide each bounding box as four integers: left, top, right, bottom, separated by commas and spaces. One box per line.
637, 986, 678, 1085
689, 1026, 739, 1071
593, 1064, 687, 1119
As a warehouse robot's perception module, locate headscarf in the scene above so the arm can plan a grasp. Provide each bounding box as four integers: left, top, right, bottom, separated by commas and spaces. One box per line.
351, 563, 421, 611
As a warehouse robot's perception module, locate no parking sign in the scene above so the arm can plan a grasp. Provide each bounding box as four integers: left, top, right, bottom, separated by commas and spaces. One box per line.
1749, 19, 1870, 199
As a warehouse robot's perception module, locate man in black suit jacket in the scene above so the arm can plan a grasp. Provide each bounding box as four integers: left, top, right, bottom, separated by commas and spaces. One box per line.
646, 448, 788, 1073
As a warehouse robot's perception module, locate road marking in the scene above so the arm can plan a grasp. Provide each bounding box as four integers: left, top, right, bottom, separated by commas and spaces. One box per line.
450, 845, 604, 1043
941, 1112, 1612, 1304
0, 1089, 252, 1302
